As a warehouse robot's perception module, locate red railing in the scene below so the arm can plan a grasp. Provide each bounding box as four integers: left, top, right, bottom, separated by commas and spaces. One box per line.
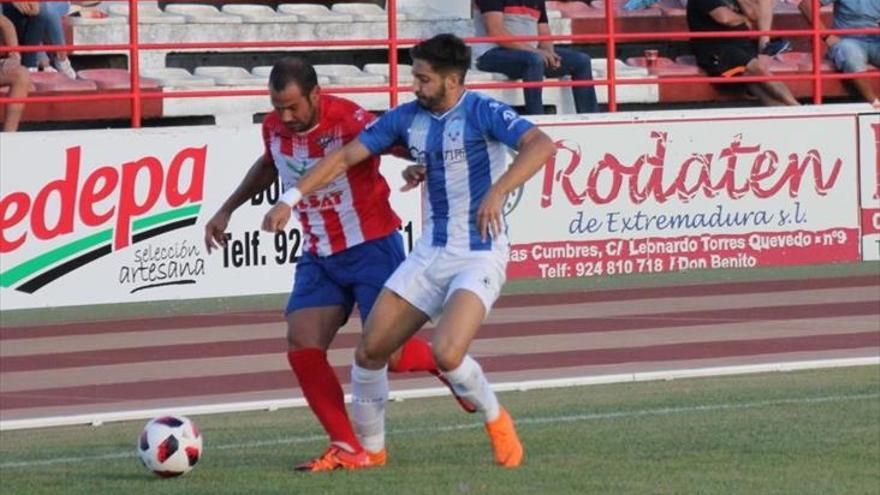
0, 0, 878, 127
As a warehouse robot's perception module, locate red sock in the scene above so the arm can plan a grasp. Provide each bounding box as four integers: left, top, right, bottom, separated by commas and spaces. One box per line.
389, 337, 439, 373
287, 348, 362, 454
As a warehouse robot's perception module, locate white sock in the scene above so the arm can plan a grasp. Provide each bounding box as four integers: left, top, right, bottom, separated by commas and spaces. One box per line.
351, 364, 388, 452
444, 355, 500, 422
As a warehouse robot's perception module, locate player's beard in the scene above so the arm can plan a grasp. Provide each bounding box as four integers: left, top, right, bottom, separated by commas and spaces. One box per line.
416, 85, 446, 112
286, 101, 319, 133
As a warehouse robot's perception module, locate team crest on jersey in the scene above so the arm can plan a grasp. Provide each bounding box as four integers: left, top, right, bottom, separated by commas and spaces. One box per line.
315, 132, 343, 153
316, 134, 334, 150
445, 116, 464, 143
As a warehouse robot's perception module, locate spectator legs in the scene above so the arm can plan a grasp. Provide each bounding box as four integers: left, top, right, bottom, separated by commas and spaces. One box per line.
829, 38, 880, 103
550, 46, 598, 113
37, 2, 71, 68
745, 58, 799, 106
1, 62, 29, 132
2, 3, 51, 67
477, 47, 547, 115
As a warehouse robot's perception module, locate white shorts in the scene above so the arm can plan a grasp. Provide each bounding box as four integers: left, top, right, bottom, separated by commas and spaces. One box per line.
384, 241, 508, 320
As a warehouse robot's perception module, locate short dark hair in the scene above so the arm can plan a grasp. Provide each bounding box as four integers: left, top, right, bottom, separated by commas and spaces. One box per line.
410, 33, 471, 83
268, 56, 318, 95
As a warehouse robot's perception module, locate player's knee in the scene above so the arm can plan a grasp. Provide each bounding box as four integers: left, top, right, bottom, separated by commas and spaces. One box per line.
286, 331, 304, 349
431, 342, 465, 372
286, 327, 324, 350
355, 341, 387, 368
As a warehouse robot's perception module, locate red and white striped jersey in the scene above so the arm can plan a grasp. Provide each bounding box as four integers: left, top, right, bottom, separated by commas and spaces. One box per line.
262, 95, 401, 256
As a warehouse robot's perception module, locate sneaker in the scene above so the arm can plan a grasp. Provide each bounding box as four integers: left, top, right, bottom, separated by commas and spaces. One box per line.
293, 446, 377, 472
484, 407, 524, 468
53, 58, 76, 79
622, 0, 660, 11
430, 369, 478, 414
366, 448, 387, 467
761, 39, 792, 57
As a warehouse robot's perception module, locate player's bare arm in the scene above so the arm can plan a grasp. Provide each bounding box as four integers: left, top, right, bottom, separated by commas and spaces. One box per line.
205, 155, 277, 253
477, 127, 556, 241
261, 139, 373, 233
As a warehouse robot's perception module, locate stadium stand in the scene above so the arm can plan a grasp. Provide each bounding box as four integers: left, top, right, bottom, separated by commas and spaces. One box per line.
220, 4, 301, 23
140, 67, 216, 87
106, 3, 187, 23
162, 4, 244, 23
3, 0, 877, 129
276, 4, 355, 22
330, 3, 397, 22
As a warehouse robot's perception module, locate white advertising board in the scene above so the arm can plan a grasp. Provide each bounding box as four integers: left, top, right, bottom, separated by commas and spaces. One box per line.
858, 113, 880, 261
0, 106, 873, 310
505, 111, 863, 279
0, 126, 421, 310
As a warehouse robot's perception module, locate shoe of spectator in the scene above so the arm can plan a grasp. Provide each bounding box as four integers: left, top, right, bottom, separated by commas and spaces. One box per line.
622, 0, 660, 10
761, 39, 792, 57
53, 59, 77, 79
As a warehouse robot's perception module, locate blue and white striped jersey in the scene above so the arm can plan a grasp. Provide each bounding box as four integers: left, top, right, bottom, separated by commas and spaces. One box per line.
359, 91, 535, 252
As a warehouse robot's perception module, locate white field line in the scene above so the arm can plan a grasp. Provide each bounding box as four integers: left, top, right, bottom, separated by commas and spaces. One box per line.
2, 357, 876, 432
2, 390, 878, 469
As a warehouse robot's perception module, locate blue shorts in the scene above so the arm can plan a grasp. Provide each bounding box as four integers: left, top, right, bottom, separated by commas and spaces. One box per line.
284, 231, 405, 323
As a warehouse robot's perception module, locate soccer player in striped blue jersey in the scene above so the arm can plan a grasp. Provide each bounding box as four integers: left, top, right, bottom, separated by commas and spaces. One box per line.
262, 33, 557, 468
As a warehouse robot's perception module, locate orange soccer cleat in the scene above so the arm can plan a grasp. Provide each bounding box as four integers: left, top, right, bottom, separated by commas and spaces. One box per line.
293, 446, 380, 472
484, 407, 524, 468
366, 448, 387, 467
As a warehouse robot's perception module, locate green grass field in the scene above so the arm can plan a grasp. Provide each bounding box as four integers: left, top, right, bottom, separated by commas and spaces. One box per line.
1, 366, 878, 495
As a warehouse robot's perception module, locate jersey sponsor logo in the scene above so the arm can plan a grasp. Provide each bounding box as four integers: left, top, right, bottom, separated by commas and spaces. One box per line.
300, 190, 344, 210
273, 153, 312, 179
408, 146, 468, 166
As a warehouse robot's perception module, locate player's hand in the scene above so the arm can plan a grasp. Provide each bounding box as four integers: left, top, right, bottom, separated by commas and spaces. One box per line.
477, 189, 505, 242
261, 203, 292, 233
401, 165, 426, 192
204, 210, 231, 254
825, 34, 841, 47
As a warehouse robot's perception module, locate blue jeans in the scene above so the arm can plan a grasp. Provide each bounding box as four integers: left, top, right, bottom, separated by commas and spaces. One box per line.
828, 36, 880, 73
2, 2, 68, 67
476, 46, 599, 115
39, 2, 70, 66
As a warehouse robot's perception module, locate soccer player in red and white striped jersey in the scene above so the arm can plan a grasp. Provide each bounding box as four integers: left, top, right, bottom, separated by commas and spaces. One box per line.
204, 57, 474, 473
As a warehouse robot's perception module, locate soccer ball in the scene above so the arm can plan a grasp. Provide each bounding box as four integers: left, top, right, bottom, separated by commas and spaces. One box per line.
137, 415, 202, 477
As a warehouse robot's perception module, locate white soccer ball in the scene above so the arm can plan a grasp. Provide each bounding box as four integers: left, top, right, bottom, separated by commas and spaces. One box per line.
137, 415, 203, 477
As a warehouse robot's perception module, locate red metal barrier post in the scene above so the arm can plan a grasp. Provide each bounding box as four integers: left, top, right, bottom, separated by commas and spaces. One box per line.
128, 0, 141, 127
387, 0, 399, 107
